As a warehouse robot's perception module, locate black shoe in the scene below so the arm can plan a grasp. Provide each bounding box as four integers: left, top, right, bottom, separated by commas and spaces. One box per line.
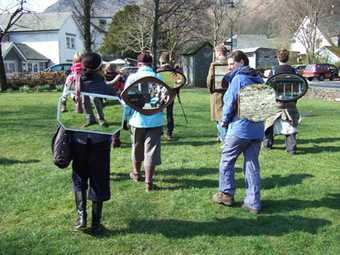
74, 191, 87, 230
91, 201, 103, 236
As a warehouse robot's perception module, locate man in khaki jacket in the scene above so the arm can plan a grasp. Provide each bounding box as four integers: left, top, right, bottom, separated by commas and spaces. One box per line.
207, 45, 231, 142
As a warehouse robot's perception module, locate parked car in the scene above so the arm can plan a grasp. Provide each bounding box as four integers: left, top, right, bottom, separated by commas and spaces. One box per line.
45, 63, 72, 75
292, 64, 306, 76
303, 64, 338, 81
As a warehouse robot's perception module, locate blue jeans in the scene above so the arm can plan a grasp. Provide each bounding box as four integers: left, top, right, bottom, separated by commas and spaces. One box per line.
219, 135, 261, 210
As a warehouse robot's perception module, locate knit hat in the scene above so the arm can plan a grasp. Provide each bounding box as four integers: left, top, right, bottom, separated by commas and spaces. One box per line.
137, 53, 153, 64
81, 52, 102, 71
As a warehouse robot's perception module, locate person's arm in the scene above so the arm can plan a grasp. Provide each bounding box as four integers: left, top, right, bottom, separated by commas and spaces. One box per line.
105, 74, 122, 85
221, 77, 239, 126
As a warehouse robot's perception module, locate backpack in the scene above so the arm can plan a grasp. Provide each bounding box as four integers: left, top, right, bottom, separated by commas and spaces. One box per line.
51, 125, 72, 169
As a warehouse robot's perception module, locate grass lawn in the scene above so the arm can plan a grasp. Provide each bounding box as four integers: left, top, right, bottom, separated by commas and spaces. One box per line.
0, 89, 339, 255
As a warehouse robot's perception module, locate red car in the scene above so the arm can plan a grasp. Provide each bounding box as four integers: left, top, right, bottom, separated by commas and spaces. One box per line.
303, 64, 338, 81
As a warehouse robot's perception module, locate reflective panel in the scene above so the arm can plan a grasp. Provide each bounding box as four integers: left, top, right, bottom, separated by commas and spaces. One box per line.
121, 76, 175, 115
266, 73, 308, 102
238, 84, 278, 122
57, 92, 124, 135
157, 70, 186, 89
213, 64, 229, 91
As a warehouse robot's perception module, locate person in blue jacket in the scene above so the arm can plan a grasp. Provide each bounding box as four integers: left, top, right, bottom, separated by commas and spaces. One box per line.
212, 50, 264, 214
123, 52, 163, 192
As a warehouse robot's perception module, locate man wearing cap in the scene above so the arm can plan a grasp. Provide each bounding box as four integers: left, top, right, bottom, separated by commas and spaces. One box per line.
123, 53, 163, 192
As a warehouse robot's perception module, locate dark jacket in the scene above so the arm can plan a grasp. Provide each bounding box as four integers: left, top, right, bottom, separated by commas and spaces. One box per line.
71, 71, 113, 144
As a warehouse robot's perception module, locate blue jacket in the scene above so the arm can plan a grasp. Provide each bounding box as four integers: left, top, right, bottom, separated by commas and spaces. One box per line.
123, 66, 163, 128
222, 66, 265, 140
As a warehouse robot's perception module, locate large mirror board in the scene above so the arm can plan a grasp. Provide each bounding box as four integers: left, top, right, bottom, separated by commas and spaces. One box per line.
213, 64, 229, 91
157, 70, 187, 89
266, 73, 308, 102
121, 76, 176, 115
57, 92, 124, 135
238, 84, 279, 122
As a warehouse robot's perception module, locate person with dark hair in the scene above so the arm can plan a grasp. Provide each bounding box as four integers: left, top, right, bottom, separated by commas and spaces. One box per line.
263, 48, 299, 155
70, 52, 114, 235
207, 44, 229, 142
212, 50, 264, 214
123, 52, 163, 192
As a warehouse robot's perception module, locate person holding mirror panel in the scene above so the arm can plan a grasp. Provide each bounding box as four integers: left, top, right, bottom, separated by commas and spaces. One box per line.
70, 52, 114, 235
157, 51, 177, 140
123, 52, 163, 192
263, 48, 299, 155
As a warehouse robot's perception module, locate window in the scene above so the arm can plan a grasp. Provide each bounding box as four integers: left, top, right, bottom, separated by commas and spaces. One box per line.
39, 62, 46, 71
99, 19, 107, 27
22, 62, 27, 72
28, 63, 32, 72
4, 62, 16, 73
66, 34, 76, 49
33, 63, 38, 73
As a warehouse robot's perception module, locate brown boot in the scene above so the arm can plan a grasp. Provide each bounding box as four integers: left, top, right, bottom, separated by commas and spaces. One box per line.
212, 192, 234, 206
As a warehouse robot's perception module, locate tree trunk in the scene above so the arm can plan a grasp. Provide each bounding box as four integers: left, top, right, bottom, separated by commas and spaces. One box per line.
0, 42, 8, 91
83, 0, 92, 52
151, 0, 160, 69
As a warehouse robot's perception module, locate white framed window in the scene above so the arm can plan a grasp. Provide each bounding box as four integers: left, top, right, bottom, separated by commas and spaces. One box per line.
39, 62, 46, 71
22, 62, 27, 72
28, 62, 32, 72
4, 61, 17, 73
33, 63, 38, 73
66, 34, 76, 49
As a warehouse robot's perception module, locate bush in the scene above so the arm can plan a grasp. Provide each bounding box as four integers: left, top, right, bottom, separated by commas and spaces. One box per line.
7, 72, 66, 90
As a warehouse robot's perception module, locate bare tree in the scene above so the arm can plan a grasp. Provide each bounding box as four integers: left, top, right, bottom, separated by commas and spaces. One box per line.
277, 0, 336, 63
202, 0, 242, 55
72, 0, 95, 52
0, 0, 28, 91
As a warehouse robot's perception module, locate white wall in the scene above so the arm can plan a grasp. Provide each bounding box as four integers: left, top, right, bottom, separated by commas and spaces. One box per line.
58, 16, 84, 63
9, 31, 59, 64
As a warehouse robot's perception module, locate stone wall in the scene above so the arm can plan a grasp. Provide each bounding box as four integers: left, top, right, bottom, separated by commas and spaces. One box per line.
304, 87, 340, 102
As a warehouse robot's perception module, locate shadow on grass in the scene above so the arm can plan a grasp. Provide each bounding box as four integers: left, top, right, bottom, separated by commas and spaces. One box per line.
0, 157, 40, 166
269, 144, 340, 154
263, 193, 340, 212
297, 137, 340, 144
104, 215, 330, 238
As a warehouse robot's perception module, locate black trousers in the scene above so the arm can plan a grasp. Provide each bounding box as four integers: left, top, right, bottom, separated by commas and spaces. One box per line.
263, 126, 297, 153
166, 101, 174, 135
71, 140, 111, 201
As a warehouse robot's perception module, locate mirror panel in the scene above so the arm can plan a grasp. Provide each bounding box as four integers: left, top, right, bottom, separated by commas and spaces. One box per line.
266, 73, 308, 102
121, 76, 175, 115
157, 70, 186, 89
57, 92, 124, 135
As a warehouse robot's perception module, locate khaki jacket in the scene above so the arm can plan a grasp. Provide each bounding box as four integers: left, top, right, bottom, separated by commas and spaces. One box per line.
207, 60, 228, 121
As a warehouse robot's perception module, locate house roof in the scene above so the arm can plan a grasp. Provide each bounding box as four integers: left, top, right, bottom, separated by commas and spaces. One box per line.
237, 47, 277, 53
0, 12, 72, 32
1, 42, 49, 61
324, 46, 340, 58
318, 15, 340, 38
181, 42, 213, 56
228, 34, 275, 49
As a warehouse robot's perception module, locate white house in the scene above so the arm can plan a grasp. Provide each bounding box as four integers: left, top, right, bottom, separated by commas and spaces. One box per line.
1, 42, 50, 74
316, 46, 340, 64
226, 34, 276, 50
0, 12, 83, 65
290, 15, 340, 55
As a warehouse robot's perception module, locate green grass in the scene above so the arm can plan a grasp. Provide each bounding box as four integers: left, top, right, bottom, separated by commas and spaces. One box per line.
0, 89, 339, 255
59, 97, 123, 134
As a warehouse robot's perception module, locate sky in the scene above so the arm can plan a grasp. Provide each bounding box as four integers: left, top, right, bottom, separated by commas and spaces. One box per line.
0, 0, 58, 13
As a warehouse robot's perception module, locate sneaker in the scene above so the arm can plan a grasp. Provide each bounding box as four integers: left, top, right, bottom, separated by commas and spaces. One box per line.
81, 121, 97, 128
212, 192, 234, 206
241, 203, 260, 214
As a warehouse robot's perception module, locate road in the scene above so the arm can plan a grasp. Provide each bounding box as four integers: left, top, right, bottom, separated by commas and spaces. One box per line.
308, 80, 340, 89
